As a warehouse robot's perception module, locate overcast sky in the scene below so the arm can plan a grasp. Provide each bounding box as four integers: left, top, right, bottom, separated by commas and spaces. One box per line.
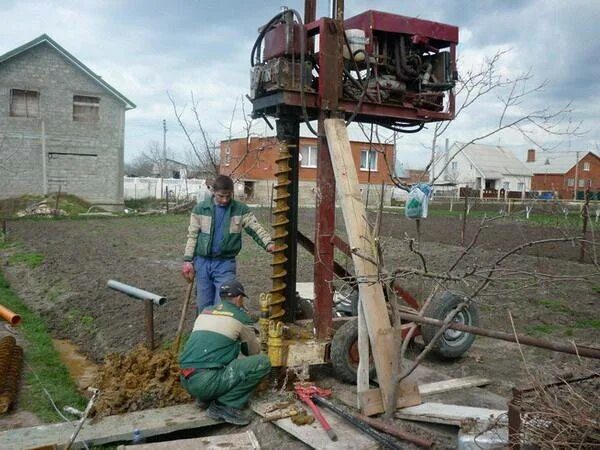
1, 0, 598, 169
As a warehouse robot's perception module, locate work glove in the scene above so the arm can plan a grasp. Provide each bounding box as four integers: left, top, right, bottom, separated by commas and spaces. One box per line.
182, 261, 195, 282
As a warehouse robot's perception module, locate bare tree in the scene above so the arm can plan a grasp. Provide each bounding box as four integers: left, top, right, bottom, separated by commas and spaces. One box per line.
423, 49, 583, 186
168, 91, 221, 177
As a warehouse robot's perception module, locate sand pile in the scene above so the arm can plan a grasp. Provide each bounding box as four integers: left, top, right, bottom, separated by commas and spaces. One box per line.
93, 345, 190, 418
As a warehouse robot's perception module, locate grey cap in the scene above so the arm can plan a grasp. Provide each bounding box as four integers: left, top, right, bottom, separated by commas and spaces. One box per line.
219, 279, 248, 298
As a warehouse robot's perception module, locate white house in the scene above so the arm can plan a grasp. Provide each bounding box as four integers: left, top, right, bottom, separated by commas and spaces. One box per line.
434, 142, 532, 198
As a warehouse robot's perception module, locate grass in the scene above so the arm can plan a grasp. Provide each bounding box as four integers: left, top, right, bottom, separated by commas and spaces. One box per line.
0, 270, 86, 422
526, 323, 562, 335
8, 251, 44, 268
538, 299, 574, 315
574, 318, 600, 329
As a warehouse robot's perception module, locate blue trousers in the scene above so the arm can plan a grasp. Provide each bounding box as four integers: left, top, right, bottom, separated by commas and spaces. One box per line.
193, 256, 236, 312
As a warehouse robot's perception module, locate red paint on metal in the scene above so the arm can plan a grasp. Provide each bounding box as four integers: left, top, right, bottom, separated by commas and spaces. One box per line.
331, 235, 351, 256
393, 283, 420, 310
344, 10, 459, 48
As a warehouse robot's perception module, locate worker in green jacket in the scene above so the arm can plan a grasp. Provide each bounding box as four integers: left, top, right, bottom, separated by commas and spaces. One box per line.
181, 175, 274, 312
179, 279, 271, 425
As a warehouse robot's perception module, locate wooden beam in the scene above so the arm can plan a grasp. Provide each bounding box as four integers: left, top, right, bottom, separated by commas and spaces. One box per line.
358, 384, 422, 416
395, 402, 507, 426
356, 299, 370, 408
251, 398, 378, 449
324, 118, 395, 414
418, 376, 490, 396
117, 431, 260, 449
0, 404, 220, 449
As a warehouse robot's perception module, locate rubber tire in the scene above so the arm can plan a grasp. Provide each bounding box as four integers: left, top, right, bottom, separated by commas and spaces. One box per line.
421, 291, 480, 359
330, 318, 376, 384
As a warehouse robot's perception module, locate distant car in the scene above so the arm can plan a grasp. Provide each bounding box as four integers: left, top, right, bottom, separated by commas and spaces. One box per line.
538, 192, 555, 200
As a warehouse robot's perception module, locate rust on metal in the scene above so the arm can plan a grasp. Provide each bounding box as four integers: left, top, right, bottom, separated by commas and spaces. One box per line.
399, 312, 600, 359
269, 141, 292, 321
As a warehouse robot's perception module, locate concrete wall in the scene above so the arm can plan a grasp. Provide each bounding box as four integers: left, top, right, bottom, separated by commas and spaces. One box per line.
0, 43, 127, 209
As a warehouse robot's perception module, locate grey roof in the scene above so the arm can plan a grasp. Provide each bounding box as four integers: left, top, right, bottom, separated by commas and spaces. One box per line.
454, 142, 532, 178
525, 151, 596, 174
0, 34, 135, 109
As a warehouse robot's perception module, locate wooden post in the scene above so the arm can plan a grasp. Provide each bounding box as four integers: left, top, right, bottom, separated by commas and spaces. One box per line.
324, 119, 395, 414
356, 300, 369, 409
579, 188, 590, 262
461, 188, 469, 245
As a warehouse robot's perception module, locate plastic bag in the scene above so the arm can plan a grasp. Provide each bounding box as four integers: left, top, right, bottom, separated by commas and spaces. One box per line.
405, 183, 432, 219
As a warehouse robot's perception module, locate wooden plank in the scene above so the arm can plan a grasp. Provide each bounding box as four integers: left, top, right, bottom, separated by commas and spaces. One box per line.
356, 299, 369, 409
418, 376, 490, 396
395, 402, 507, 426
0, 403, 220, 450
324, 119, 395, 413
251, 398, 378, 450
118, 431, 260, 449
358, 383, 421, 416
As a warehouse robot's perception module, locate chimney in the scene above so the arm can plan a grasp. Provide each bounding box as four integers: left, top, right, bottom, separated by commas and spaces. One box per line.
527, 148, 535, 162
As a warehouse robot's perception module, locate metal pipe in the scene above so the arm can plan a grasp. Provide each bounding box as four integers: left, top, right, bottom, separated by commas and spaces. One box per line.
107, 280, 167, 306
356, 413, 434, 449
313, 395, 403, 449
399, 312, 600, 359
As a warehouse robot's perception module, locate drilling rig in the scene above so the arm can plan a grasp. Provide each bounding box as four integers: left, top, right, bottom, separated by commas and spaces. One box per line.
249, 1, 475, 409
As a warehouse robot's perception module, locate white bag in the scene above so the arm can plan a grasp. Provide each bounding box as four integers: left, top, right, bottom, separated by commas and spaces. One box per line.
405, 183, 432, 219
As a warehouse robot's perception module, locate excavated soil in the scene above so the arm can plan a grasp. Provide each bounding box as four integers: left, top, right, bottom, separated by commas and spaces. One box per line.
1, 208, 599, 417
93, 345, 190, 418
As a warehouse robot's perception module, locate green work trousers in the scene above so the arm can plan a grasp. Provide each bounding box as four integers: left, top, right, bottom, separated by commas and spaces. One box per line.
181, 354, 271, 409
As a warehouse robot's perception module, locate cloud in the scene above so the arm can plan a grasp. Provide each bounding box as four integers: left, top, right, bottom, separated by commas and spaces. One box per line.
1, 0, 598, 165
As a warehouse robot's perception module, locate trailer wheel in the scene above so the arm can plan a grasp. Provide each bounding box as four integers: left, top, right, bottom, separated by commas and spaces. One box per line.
421, 291, 479, 359
330, 318, 376, 384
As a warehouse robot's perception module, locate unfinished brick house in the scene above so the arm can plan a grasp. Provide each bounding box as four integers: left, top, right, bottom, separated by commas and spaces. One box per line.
526, 149, 600, 200
219, 136, 396, 205
0, 34, 135, 210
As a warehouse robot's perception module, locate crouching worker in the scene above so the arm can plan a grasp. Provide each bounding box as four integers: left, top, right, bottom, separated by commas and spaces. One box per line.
179, 279, 271, 425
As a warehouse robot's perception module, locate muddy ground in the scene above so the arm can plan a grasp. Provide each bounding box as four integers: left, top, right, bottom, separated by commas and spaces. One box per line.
1, 208, 599, 444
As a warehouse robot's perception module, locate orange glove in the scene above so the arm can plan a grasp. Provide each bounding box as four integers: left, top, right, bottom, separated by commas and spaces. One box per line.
182, 262, 195, 282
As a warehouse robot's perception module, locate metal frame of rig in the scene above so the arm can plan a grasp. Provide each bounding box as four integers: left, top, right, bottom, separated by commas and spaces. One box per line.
250, 0, 459, 372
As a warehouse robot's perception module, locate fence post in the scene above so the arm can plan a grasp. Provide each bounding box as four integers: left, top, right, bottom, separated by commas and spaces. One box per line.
579, 188, 590, 262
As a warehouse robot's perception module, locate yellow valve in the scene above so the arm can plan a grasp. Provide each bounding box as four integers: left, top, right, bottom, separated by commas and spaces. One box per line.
258, 293, 270, 352
267, 320, 284, 367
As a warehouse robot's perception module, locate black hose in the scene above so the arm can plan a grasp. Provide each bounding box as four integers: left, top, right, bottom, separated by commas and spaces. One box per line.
312, 395, 404, 450
378, 121, 425, 133
250, 9, 318, 136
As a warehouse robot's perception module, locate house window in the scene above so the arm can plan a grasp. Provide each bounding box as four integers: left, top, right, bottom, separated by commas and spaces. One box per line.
583, 162, 591, 171
73, 95, 100, 122
503, 182, 510, 190
567, 178, 575, 187
224, 147, 231, 166
360, 149, 377, 171
578, 179, 584, 187
451, 161, 458, 171
517, 182, 525, 191
300, 145, 318, 168
9, 89, 39, 117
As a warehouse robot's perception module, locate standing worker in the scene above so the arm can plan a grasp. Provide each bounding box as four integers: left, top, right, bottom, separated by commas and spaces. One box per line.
182, 175, 274, 311
179, 279, 271, 425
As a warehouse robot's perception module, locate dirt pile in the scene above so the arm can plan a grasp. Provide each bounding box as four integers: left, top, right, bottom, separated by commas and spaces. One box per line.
93, 345, 190, 418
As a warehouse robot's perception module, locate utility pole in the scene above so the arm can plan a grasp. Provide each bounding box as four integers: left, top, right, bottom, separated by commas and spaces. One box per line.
162, 119, 167, 177
574, 151, 579, 200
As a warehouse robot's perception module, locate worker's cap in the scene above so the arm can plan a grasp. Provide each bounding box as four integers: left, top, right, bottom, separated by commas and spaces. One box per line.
219, 279, 248, 298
